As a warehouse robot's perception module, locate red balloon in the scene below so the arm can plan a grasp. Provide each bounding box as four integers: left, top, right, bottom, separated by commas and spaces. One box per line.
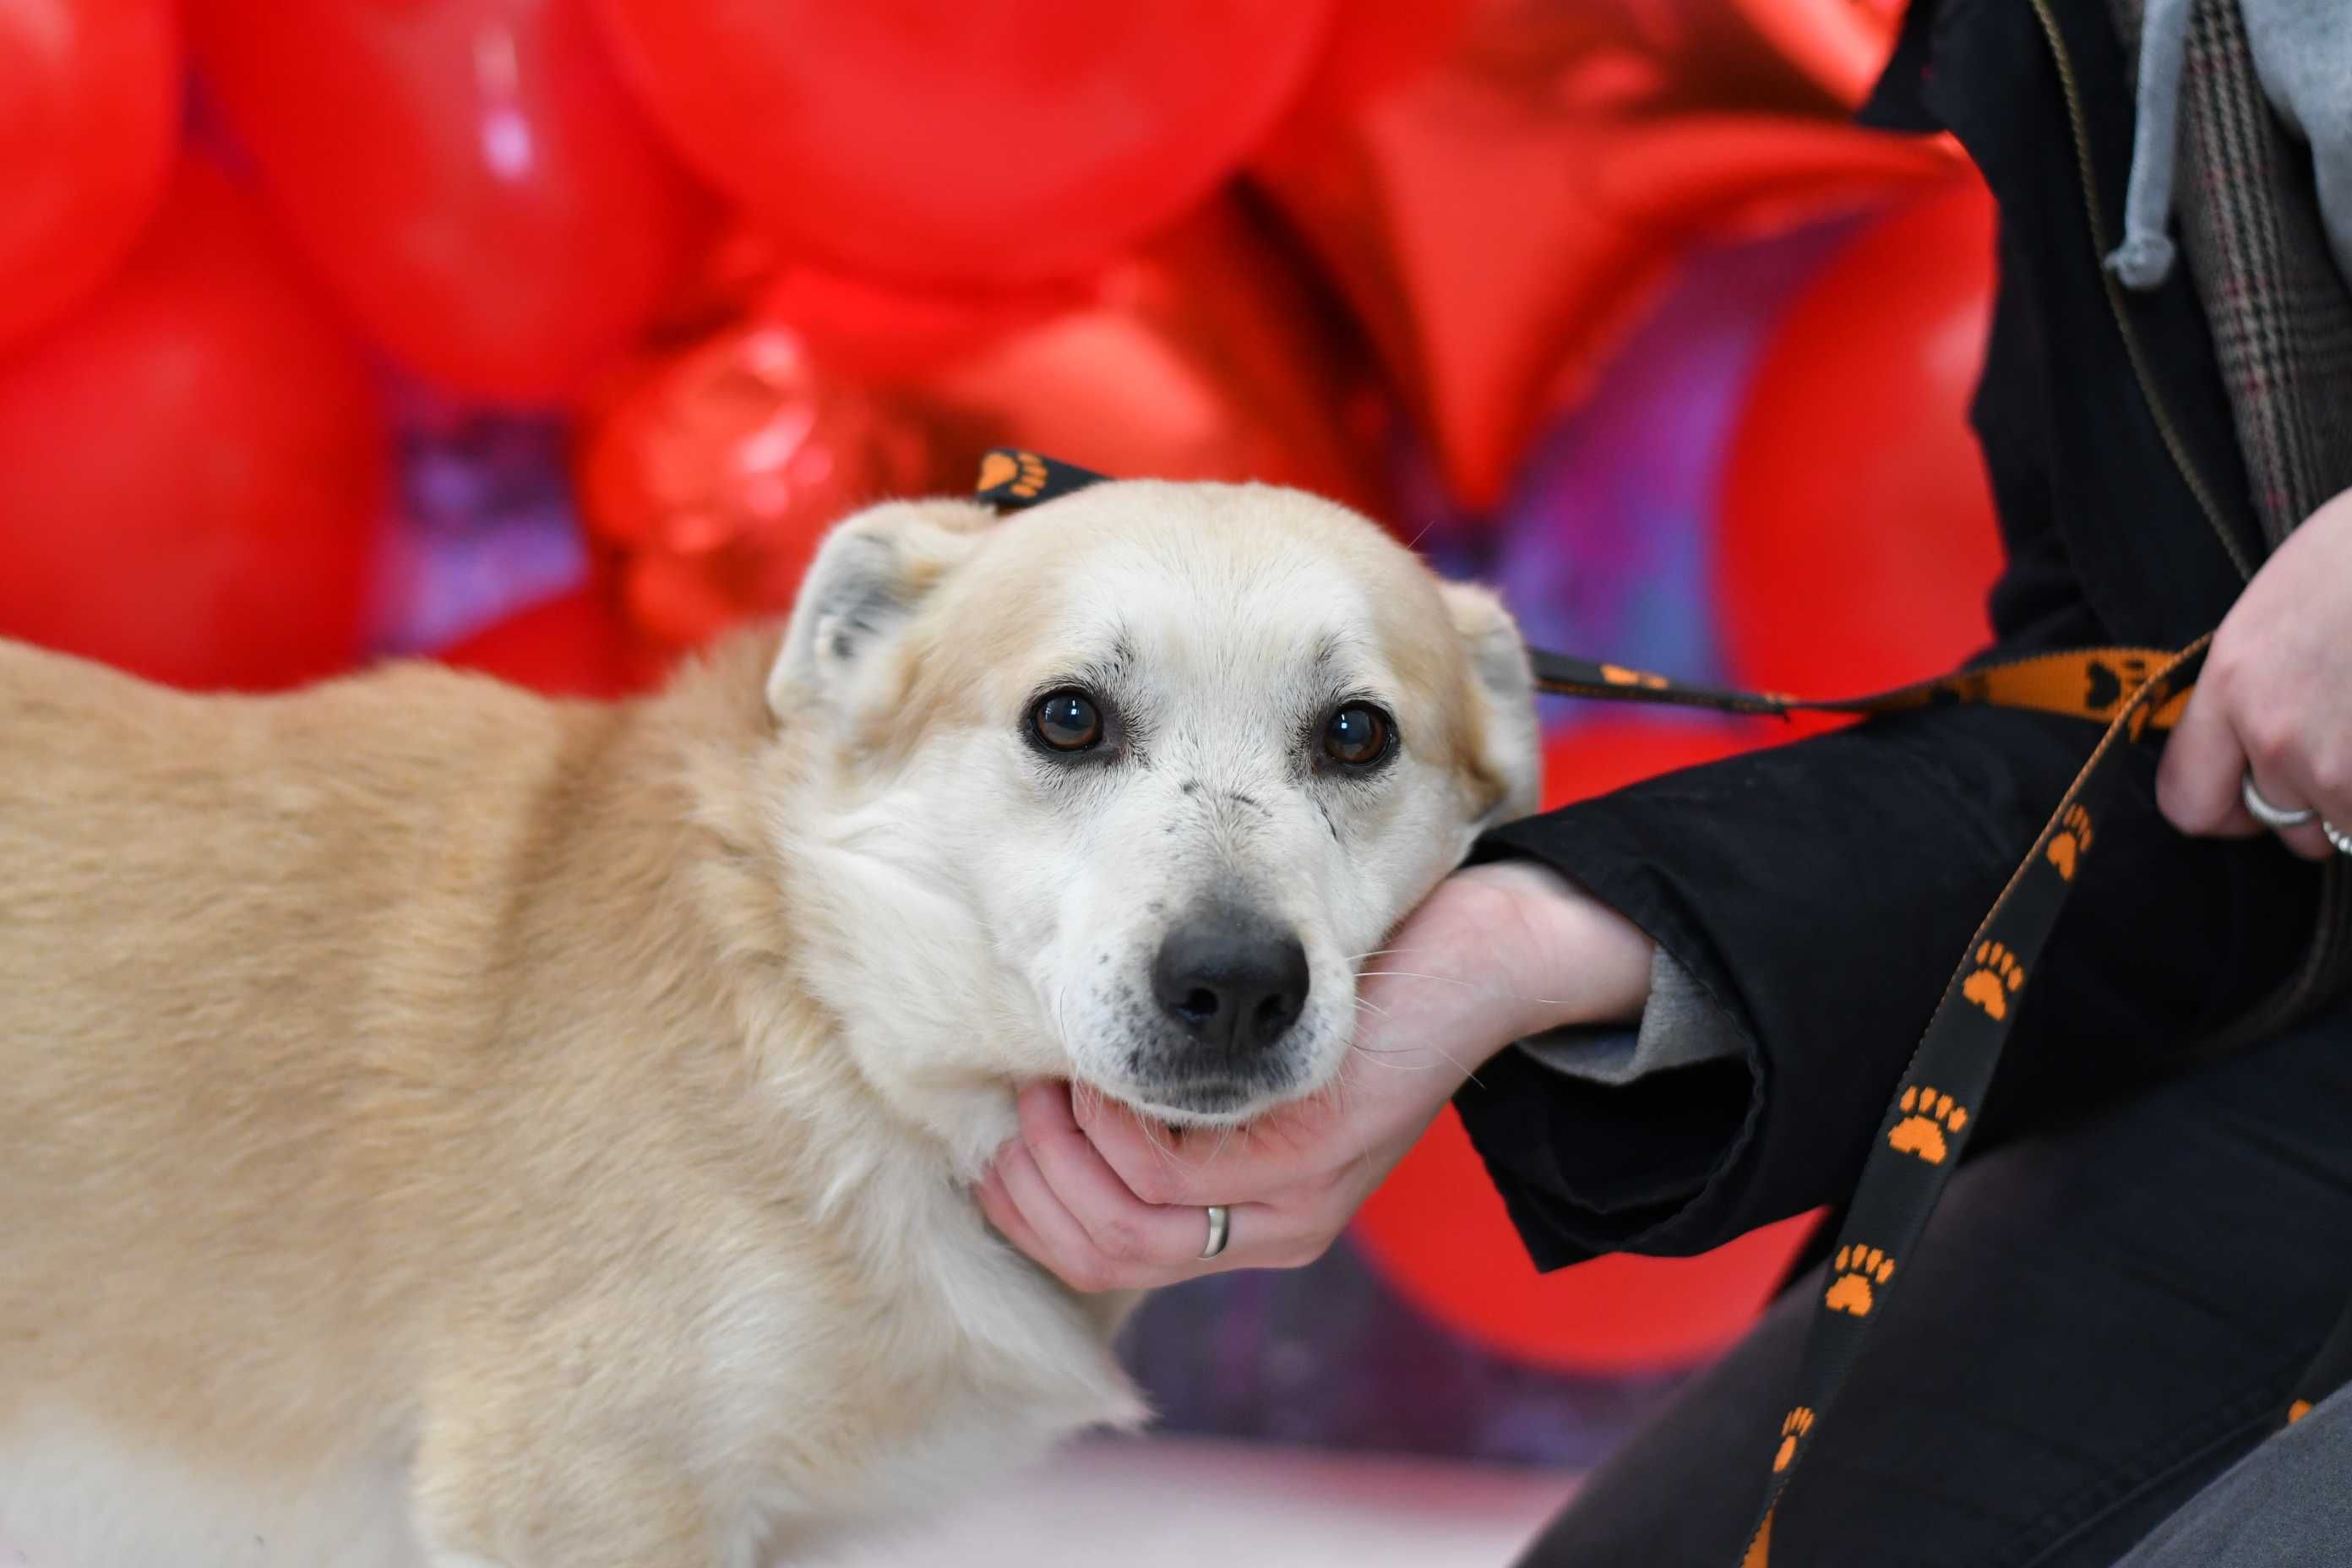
1729, 0, 1909, 109
192, 0, 708, 403
1717, 177, 2004, 700
1352, 718, 1821, 1374
1533, 716, 1764, 812
593, 0, 1336, 286
584, 198, 1391, 651
575, 317, 939, 650
438, 584, 661, 698
0, 0, 179, 349
1259, 0, 1481, 149
902, 200, 1390, 519
0, 158, 387, 691
1253, 0, 1957, 509
757, 264, 1091, 383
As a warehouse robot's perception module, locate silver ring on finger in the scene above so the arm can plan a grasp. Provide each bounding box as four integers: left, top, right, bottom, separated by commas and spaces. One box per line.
1200, 1204, 1230, 1260
2327, 820, 2352, 858
2243, 770, 2318, 830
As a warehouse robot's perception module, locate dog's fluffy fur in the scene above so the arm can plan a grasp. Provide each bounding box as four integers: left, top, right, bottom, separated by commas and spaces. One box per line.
0, 480, 1540, 1567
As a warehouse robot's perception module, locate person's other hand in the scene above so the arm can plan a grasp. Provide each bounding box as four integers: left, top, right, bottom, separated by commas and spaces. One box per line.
2159, 487, 2352, 860
975, 859, 1655, 1292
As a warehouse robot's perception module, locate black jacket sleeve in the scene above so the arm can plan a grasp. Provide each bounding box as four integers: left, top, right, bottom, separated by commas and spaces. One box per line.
1450, 0, 2326, 1271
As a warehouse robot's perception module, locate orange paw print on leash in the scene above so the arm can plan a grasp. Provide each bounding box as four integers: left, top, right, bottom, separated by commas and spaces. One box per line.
1773, 1407, 1814, 1473
2046, 804, 2093, 881
2082, 654, 2152, 712
1599, 663, 1669, 690
1963, 941, 2025, 1020
1824, 1244, 1895, 1317
977, 450, 1048, 498
1889, 1083, 1970, 1164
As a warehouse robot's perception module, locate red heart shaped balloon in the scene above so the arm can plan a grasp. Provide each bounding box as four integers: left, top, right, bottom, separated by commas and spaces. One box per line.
1255, 0, 1953, 509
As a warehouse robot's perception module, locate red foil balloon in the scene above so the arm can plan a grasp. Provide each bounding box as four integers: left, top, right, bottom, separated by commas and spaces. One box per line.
192, 0, 707, 403
900, 201, 1388, 519
756, 264, 1091, 384
1350, 718, 1819, 1374
1717, 177, 2004, 700
576, 320, 939, 650
584, 198, 1389, 651
593, 0, 1335, 286
0, 159, 387, 690
438, 583, 661, 699
0, 0, 179, 349
1253, 0, 1954, 509
1262, 0, 1483, 147
1729, 0, 1909, 109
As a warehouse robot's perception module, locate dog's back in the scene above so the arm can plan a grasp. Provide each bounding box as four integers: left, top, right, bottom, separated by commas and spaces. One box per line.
0, 642, 601, 1566
0, 633, 1134, 1568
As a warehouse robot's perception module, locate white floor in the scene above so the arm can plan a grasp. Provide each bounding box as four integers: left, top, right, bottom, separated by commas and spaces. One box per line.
0, 1438, 1576, 1567
813, 1436, 1578, 1567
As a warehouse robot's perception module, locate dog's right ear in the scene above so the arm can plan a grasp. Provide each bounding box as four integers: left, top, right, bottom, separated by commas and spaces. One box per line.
768, 498, 999, 720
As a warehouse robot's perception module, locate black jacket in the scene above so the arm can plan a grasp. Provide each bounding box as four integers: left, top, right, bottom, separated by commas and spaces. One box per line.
1455, 0, 2346, 1271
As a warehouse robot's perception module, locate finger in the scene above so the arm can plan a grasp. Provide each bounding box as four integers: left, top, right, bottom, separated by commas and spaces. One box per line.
1067, 1082, 1309, 1209
994, 1138, 1171, 1293
975, 1167, 1054, 1265
2157, 680, 2254, 835
1000, 1135, 1299, 1284
1017, 1081, 1222, 1270
2242, 760, 2336, 860
2260, 770, 2337, 861
2278, 820, 2337, 861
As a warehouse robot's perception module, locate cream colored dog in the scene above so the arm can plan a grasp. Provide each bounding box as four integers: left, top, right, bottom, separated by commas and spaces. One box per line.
0, 479, 1541, 1568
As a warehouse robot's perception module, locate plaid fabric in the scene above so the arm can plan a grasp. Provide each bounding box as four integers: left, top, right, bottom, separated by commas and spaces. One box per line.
2110, 0, 2352, 546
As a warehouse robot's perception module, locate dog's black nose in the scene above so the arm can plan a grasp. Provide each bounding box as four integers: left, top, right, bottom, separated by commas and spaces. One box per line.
1152, 915, 1310, 1054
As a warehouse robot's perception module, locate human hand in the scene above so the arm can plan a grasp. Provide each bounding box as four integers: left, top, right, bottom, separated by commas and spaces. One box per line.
975, 859, 1656, 1293
2158, 487, 2352, 860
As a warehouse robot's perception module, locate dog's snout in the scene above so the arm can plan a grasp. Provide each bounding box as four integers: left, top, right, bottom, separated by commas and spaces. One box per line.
1151, 916, 1309, 1055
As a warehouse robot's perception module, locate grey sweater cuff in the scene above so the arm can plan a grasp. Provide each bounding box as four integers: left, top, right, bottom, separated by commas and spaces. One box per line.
1513, 946, 1742, 1086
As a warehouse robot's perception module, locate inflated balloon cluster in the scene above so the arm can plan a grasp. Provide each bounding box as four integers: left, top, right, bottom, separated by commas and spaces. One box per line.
0, 0, 2009, 1375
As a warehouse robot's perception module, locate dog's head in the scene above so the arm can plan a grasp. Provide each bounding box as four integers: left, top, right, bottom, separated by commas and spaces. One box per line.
767, 481, 1539, 1159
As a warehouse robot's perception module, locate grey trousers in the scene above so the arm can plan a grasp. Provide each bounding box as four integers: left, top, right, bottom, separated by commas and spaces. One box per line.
2112, 1383, 2352, 1566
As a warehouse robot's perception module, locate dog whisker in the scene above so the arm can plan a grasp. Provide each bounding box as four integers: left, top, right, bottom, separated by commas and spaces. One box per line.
1354, 969, 1575, 1010
1345, 1036, 1484, 1092
1353, 968, 1472, 987
1136, 1114, 1187, 1176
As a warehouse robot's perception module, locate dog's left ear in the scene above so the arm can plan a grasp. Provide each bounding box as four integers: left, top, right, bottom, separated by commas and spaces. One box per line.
1437, 581, 1543, 826
768, 498, 998, 719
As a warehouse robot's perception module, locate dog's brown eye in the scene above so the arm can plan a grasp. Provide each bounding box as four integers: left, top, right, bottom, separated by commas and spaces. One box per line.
1324, 702, 1392, 767
1032, 689, 1103, 752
